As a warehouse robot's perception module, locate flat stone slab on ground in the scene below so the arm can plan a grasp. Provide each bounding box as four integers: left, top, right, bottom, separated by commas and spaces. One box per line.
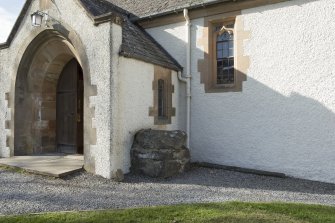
0, 154, 83, 177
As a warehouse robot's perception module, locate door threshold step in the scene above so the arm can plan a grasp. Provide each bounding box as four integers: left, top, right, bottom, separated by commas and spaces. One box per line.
0, 155, 84, 178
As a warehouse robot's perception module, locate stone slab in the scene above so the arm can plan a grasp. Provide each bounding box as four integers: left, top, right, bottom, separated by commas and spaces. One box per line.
0, 154, 84, 177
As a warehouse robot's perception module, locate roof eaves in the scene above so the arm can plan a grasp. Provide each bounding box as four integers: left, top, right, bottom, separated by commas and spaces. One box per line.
77, 0, 125, 26
138, 28, 183, 71
120, 20, 183, 71
92, 12, 125, 26
120, 50, 182, 71
130, 0, 232, 22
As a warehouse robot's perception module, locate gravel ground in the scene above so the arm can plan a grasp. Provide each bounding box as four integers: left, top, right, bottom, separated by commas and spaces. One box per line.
0, 166, 334, 215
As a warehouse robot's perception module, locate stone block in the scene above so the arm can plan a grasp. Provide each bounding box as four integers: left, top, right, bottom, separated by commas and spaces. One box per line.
42, 101, 56, 109
42, 136, 50, 146
131, 129, 190, 178
6, 136, 10, 147
48, 120, 56, 129
41, 108, 56, 120
42, 145, 57, 153
90, 128, 97, 145
112, 169, 124, 182
87, 85, 97, 96
5, 120, 10, 129
134, 129, 187, 150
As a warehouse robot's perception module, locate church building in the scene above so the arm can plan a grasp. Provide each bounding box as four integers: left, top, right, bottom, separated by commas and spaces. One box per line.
1, 0, 334, 184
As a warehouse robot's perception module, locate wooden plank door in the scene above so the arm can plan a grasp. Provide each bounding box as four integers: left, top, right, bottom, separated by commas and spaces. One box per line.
57, 59, 83, 154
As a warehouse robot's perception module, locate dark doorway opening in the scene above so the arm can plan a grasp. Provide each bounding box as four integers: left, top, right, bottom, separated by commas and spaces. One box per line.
56, 59, 84, 154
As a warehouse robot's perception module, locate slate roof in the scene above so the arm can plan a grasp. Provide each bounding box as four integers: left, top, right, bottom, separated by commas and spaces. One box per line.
105, 0, 227, 19
80, 0, 130, 17
80, 0, 182, 71
2, 0, 287, 71
120, 19, 183, 70
0, 0, 182, 71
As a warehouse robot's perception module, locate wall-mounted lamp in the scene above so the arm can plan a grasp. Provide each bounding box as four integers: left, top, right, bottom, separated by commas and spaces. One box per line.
31, 11, 47, 27
31, 10, 60, 27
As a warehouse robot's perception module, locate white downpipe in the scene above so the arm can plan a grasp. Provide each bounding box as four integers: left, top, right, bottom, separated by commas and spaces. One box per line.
181, 8, 191, 148
178, 71, 187, 83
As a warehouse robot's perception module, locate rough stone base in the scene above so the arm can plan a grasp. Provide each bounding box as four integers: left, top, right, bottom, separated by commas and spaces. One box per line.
131, 129, 190, 178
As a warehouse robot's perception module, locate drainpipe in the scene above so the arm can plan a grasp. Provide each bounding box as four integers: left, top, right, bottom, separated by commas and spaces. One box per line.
177, 8, 192, 148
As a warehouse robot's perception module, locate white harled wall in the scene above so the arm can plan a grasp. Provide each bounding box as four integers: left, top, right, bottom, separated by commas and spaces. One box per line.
117, 57, 183, 172
147, 0, 335, 183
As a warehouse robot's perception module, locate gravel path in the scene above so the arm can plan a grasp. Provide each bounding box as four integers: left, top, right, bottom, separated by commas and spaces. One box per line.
0, 166, 334, 215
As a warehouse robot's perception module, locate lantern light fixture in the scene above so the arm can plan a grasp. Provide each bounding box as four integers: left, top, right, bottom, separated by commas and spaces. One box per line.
31, 11, 46, 27
30, 10, 57, 27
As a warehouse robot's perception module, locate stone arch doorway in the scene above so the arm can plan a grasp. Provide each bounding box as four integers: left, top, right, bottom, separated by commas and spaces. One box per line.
14, 31, 85, 156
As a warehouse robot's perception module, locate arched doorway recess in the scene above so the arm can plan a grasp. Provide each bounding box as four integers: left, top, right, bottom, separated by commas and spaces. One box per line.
14, 30, 84, 156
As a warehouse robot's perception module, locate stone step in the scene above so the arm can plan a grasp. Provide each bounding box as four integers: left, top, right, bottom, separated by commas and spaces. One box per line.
0, 154, 84, 177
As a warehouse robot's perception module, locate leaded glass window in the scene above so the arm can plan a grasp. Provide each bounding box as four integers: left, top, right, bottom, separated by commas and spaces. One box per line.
158, 79, 166, 118
216, 24, 234, 85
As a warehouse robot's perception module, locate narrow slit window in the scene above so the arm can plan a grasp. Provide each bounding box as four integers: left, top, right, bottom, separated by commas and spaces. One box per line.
158, 79, 166, 118
149, 67, 175, 125
216, 24, 234, 85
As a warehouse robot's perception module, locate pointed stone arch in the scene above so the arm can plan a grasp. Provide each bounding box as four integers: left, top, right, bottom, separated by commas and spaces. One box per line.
8, 29, 97, 172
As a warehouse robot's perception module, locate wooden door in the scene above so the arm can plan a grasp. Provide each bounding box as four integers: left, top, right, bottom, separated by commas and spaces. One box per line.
57, 59, 83, 154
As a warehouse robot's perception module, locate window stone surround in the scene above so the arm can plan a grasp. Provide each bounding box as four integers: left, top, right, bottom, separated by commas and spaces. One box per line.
149, 66, 176, 125
198, 11, 250, 93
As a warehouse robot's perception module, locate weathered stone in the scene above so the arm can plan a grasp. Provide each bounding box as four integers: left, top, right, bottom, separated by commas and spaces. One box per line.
5, 121, 10, 129
6, 136, 11, 148
5, 92, 9, 101
136, 159, 164, 178
131, 129, 190, 178
134, 129, 187, 150
112, 169, 124, 182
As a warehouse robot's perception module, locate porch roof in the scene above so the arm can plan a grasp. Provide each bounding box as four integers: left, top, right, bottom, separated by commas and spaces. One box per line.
80, 0, 183, 71
0, 0, 183, 71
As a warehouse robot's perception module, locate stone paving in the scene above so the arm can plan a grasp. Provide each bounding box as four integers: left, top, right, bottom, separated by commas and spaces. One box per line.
0, 154, 83, 177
